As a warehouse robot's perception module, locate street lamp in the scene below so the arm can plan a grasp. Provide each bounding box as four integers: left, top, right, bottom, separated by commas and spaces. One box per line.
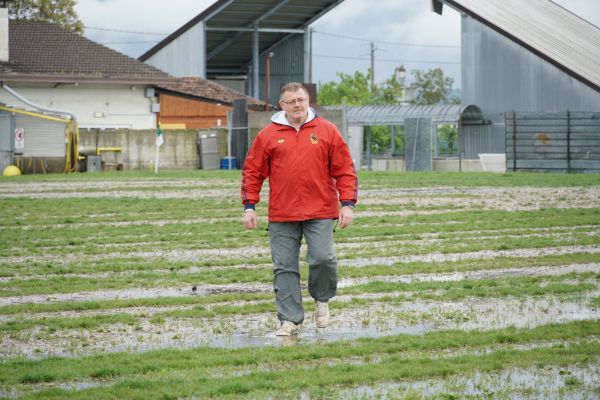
392, 65, 407, 155
395, 64, 407, 105
395, 64, 406, 88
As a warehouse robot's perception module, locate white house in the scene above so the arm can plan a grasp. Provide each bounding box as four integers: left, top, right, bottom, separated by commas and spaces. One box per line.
0, 15, 175, 130
0, 10, 176, 171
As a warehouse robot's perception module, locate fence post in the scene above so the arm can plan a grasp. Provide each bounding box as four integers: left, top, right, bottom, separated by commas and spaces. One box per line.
232, 99, 248, 169
567, 110, 571, 173
512, 111, 517, 171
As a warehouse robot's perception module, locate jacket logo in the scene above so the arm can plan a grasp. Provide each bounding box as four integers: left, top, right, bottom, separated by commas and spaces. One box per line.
277, 138, 285, 143
310, 133, 319, 144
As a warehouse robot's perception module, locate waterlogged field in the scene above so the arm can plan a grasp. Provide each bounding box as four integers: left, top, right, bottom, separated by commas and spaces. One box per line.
0, 170, 599, 399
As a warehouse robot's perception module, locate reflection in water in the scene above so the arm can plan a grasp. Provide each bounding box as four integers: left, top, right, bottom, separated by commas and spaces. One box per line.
336, 362, 600, 399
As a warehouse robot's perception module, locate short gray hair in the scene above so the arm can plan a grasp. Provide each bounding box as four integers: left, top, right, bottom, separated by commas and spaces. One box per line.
279, 82, 309, 101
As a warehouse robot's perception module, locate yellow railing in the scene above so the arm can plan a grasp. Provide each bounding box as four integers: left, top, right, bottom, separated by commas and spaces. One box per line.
0, 105, 79, 173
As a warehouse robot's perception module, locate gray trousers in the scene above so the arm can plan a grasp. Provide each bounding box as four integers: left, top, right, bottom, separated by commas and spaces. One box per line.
268, 219, 338, 324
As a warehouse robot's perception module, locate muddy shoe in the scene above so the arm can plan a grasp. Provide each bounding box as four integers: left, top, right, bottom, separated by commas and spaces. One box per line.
276, 321, 299, 336
315, 300, 329, 328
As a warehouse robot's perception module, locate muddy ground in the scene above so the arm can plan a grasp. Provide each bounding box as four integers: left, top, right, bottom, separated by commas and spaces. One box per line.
1, 175, 599, 398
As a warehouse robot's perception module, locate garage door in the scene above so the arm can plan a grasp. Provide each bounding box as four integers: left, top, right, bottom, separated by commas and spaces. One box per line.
15, 114, 66, 157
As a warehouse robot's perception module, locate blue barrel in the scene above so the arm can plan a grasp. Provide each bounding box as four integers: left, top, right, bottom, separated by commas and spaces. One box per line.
220, 157, 237, 170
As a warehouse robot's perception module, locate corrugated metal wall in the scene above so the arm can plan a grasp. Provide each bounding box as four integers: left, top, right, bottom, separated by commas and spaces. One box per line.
15, 114, 66, 157
246, 33, 305, 106
145, 22, 206, 78
461, 16, 600, 126
461, 124, 504, 159
506, 111, 600, 173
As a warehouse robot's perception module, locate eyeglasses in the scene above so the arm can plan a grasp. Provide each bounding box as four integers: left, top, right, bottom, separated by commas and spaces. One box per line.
281, 97, 308, 106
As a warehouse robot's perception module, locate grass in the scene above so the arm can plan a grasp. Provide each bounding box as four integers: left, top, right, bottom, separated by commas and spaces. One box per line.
1, 320, 598, 399
2, 169, 600, 185
0, 272, 594, 334
1, 170, 599, 398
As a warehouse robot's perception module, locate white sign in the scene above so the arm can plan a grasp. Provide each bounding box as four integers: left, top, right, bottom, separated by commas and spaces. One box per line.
15, 128, 24, 149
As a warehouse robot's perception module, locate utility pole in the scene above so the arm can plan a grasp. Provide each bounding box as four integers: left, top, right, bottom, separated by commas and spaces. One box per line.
370, 42, 376, 94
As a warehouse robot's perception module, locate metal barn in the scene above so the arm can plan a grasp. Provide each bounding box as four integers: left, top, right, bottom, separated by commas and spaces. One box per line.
433, 0, 600, 161
139, 0, 344, 106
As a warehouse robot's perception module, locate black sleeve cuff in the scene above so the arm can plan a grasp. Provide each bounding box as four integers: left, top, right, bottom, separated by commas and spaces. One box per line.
341, 201, 355, 209
244, 203, 256, 211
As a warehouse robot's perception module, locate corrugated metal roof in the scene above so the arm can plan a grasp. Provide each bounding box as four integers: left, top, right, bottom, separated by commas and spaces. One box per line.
139, 0, 344, 75
437, 0, 600, 92
324, 104, 483, 125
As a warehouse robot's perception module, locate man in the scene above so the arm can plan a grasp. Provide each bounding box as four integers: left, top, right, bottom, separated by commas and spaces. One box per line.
241, 82, 358, 336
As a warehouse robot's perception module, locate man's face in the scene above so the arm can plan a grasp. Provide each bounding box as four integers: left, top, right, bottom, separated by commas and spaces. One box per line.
279, 88, 309, 124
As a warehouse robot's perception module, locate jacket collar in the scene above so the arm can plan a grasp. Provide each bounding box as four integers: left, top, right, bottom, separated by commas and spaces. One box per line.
271, 107, 317, 130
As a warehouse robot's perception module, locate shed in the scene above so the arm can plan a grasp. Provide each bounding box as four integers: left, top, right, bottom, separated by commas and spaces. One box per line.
139, 0, 345, 104
325, 104, 494, 171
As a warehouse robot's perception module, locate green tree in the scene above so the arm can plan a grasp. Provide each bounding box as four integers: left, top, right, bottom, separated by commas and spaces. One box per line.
318, 69, 404, 106
412, 68, 455, 105
318, 69, 407, 155
318, 70, 374, 106
438, 124, 458, 155
378, 74, 404, 105
8, 0, 83, 34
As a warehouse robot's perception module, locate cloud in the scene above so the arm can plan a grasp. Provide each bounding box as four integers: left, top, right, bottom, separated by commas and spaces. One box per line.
75, 0, 600, 89
77, 0, 217, 57
310, 0, 462, 86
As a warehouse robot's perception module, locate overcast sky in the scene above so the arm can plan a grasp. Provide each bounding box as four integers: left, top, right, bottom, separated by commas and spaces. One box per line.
76, 0, 600, 92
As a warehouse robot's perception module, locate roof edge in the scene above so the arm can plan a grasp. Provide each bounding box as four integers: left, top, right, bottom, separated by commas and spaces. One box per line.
156, 87, 234, 106
304, 0, 346, 26
443, 0, 600, 94
0, 74, 178, 85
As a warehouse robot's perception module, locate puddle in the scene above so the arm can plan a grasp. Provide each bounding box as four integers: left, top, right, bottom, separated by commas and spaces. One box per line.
334, 361, 600, 399
0, 282, 272, 307
0, 179, 239, 199
337, 226, 600, 249
0, 262, 272, 284
0, 178, 234, 191
338, 263, 600, 287
0, 188, 240, 200
2, 293, 599, 360
359, 186, 600, 213
346, 244, 600, 267
3, 260, 595, 307
0, 245, 273, 266
6, 215, 241, 231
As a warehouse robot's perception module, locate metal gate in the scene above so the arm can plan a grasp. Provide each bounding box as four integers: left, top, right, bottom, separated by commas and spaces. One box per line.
404, 118, 432, 171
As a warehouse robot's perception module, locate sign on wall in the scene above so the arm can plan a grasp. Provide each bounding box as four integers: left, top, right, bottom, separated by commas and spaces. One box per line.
15, 128, 24, 150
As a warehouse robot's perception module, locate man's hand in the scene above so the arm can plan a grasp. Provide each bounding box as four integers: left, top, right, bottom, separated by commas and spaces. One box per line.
243, 210, 257, 230
338, 206, 354, 229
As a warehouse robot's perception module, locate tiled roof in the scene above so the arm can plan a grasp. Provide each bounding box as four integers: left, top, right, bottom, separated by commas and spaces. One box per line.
0, 20, 174, 83
157, 77, 266, 109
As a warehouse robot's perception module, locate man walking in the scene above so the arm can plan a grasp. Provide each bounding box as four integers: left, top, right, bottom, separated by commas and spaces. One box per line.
241, 82, 358, 336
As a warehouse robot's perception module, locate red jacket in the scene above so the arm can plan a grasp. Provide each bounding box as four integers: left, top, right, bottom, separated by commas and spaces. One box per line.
241, 113, 358, 222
